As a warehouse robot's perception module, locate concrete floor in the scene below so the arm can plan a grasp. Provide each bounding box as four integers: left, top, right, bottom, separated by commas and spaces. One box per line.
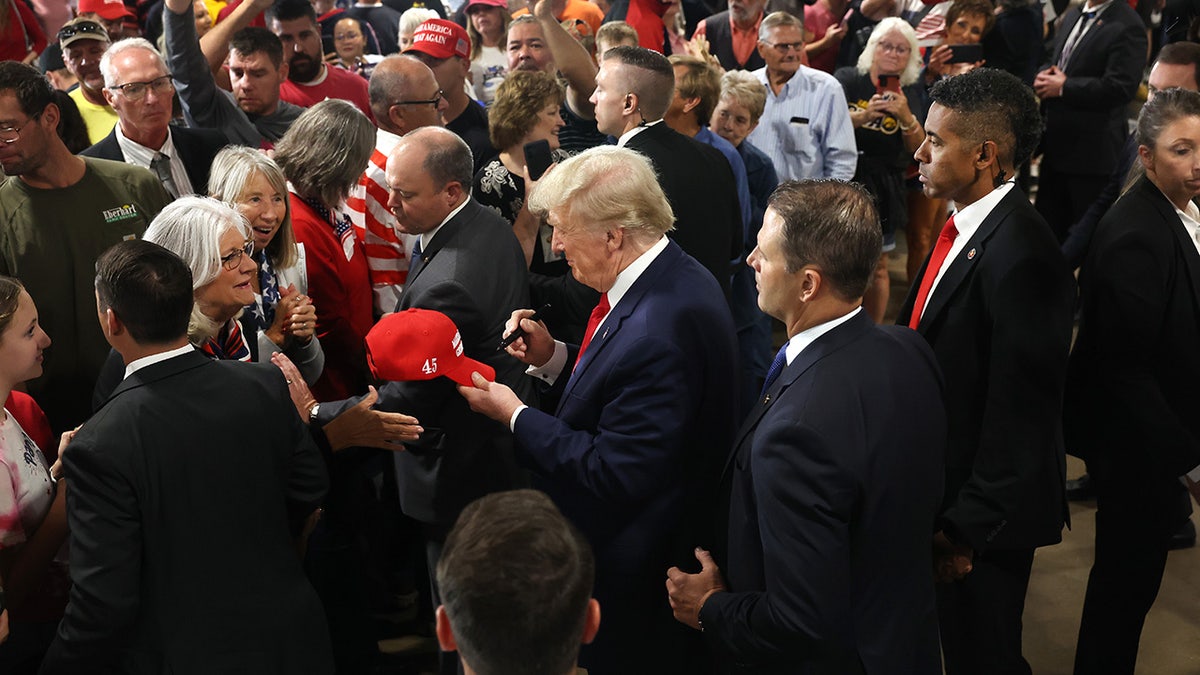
882, 232, 1200, 674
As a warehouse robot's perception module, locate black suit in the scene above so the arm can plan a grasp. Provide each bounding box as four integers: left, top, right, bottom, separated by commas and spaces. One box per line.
625, 123, 743, 297
318, 198, 533, 526
898, 186, 1076, 674
40, 351, 332, 675
1036, 1, 1146, 238
80, 125, 229, 195
1065, 177, 1200, 674
701, 310, 945, 674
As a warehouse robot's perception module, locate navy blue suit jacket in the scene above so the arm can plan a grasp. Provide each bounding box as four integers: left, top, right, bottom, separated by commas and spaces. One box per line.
512, 239, 738, 673
700, 310, 945, 675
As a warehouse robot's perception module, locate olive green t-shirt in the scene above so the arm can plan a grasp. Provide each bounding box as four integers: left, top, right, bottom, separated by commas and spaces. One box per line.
0, 157, 171, 431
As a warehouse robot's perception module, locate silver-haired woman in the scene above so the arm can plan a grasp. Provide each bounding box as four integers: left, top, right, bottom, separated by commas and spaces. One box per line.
208, 146, 325, 385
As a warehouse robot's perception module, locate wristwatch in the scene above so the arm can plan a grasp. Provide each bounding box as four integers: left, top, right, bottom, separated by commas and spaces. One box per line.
308, 403, 320, 424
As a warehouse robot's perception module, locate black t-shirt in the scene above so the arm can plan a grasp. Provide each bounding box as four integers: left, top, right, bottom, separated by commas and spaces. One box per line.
835, 68, 922, 174
447, 99, 499, 174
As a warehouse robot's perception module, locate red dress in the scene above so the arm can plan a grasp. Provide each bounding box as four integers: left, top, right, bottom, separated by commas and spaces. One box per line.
1, 0, 48, 62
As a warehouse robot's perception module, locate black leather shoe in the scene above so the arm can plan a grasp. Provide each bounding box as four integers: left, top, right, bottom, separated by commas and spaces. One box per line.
1169, 519, 1196, 551
1066, 474, 1096, 501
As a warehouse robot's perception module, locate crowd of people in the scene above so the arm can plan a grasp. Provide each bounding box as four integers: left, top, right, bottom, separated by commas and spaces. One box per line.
1, 0, 1199, 672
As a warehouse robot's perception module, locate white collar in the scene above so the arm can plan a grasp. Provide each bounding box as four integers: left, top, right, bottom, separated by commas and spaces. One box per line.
784, 306, 861, 365
123, 344, 197, 380
606, 235, 669, 310
616, 118, 663, 147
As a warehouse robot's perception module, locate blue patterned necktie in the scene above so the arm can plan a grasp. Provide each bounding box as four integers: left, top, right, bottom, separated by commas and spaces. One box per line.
760, 344, 789, 396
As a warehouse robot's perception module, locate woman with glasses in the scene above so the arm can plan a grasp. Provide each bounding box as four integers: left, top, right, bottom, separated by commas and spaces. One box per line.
208, 146, 325, 386
274, 100, 375, 402
143, 197, 267, 362
326, 16, 382, 80
834, 16, 927, 323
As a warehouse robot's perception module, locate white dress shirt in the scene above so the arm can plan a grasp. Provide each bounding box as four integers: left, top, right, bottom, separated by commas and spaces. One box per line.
123, 344, 197, 380
114, 126, 195, 196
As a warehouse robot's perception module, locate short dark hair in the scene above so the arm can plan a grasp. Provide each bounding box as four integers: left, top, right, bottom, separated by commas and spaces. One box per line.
230, 27, 284, 69
52, 89, 90, 153
928, 67, 1042, 168
436, 490, 594, 675
0, 61, 54, 118
1155, 41, 1200, 84
768, 180, 882, 302
603, 45, 675, 121
944, 0, 996, 36
95, 240, 194, 345
267, 0, 318, 26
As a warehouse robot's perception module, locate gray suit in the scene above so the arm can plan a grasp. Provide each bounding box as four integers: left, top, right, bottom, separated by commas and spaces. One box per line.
317, 198, 534, 526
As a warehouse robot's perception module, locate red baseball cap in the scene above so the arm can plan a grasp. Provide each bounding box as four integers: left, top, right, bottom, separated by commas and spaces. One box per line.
405, 19, 471, 60
365, 308, 495, 385
77, 0, 135, 21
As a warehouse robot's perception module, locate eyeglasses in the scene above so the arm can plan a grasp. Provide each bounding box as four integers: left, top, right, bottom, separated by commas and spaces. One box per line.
334, 31, 362, 40
877, 41, 911, 55
108, 75, 175, 101
0, 113, 41, 144
219, 240, 255, 270
56, 21, 108, 42
391, 90, 445, 107
763, 41, 804, 53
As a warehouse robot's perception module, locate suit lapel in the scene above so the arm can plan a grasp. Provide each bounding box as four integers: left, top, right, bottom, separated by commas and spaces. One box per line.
916, 188, 1021, 333
720, 311, 873, 479
557, 241, 682, 404
1064, 6, 1111, 72
1142, 179, 1200, 311
403, 200, 474, 291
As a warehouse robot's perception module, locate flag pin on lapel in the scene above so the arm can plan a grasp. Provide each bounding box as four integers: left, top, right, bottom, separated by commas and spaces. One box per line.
967, 248, 977, 260
602, 328, 609, 340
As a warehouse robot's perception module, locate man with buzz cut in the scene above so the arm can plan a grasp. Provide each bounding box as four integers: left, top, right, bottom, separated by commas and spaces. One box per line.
0, 61, 170, 433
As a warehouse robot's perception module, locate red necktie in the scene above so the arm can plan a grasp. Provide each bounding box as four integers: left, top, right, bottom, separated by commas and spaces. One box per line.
575, 293, 610, 370
908, 216, 958, 329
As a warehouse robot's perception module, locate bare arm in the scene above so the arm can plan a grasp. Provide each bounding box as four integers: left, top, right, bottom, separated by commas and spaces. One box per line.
198, 0, 275, 73
530, 0, 597, 118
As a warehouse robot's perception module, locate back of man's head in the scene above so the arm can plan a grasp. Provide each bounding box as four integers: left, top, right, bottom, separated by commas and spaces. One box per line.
436, 489, 596, 675
603, 45, 675, 121
405, 126, 474, 192
369, 55, 442, 130
928, 67, 1041, 169
95, 239, 194, 346
230, 26, 285, 68
769, 179, 881, 302
669, 54, 720, 125
0, 61, 55, 120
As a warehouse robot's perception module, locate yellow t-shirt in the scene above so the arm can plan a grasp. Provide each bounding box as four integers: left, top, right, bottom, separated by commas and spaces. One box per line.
68, 86, 118, 145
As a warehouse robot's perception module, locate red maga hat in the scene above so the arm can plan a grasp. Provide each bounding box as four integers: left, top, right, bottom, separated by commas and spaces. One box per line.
366, 308, 495, 385
405, 19, 471, 60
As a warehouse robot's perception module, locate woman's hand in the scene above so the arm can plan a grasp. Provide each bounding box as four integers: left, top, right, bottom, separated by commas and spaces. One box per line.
48, 428, 79, 482
272, 352, 318, 423
284, 291, 317, 344
869, 89, 913, 123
